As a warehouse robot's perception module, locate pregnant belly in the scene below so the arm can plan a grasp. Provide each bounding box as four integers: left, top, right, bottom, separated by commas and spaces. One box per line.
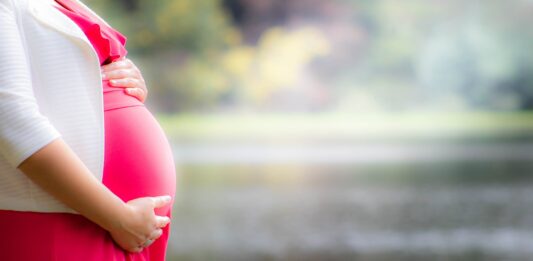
102, 85, 176, 215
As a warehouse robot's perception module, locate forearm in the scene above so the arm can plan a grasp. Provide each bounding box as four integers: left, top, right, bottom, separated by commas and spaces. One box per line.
17, 137, 126, 232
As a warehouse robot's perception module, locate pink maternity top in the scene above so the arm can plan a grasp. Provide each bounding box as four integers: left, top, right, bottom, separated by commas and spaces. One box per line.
54, 0, 145, 111
0, 1, 176, 260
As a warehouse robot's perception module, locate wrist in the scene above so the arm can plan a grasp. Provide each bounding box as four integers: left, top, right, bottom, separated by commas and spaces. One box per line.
99, 197, 131, 233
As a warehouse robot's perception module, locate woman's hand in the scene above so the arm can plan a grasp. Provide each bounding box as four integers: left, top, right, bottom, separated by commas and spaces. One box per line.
108, 195, 172, 253
101, 57, 148, 103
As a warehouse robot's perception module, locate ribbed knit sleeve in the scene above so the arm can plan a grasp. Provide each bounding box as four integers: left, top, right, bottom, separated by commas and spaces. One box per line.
0, 0, 62, 168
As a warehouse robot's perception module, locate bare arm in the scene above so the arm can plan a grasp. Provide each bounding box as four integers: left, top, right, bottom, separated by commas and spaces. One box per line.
17, 137, 127, 233
1, 0, 168, 252
18, 138, 170, 252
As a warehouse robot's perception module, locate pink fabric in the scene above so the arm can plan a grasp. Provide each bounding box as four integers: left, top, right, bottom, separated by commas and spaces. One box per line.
102, 106, 176, 261
54, 0, 128, 66
0, 1, 176, 260
54, 0, 144, 111
0, 108, 176, 261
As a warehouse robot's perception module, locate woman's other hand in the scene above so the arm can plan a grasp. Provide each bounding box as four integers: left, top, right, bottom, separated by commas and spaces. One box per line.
17, 138, 171, 253
101, 57, 148, 103
108, 195, 172, 253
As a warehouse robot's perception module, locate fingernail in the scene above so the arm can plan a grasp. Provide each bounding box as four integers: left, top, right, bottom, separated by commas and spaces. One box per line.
101, 73, 106, 79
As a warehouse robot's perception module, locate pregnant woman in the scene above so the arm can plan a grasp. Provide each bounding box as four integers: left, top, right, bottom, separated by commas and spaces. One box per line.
0, 0, 176, 260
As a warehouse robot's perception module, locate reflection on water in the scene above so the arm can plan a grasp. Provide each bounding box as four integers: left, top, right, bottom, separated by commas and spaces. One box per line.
172, 143, 533, 164
167, 150, 533, 260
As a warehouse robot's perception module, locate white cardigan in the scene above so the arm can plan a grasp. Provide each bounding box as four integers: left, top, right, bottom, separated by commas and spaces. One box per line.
0, 0, 108, 213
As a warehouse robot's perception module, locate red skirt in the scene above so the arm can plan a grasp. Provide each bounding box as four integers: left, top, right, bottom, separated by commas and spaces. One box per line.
0, 85, 176, 260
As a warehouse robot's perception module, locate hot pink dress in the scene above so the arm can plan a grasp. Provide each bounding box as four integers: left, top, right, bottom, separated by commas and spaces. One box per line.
0, 0, 176, 260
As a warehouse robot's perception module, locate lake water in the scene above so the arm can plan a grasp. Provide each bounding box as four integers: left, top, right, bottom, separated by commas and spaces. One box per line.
166, 143, 533, 260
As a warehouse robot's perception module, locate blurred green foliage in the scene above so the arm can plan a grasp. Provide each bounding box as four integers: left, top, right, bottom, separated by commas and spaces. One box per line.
87, 0, 533, 113
345, 0, 533, 111
89, 0, 237, 112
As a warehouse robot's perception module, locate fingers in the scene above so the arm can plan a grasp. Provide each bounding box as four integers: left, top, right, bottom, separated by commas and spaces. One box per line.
132, 229, 161, 252
100, 58, 148, 103
143, 229, 163, 248
155, 215, 171, 228
112, 195, 173, 254
130, 246, 144, 253
149, 228, 164, 240
124, 88, 146, 102
152, 195, 172, 208
100, 58, 133, 71
107, 77, 147, 102
108, 78, 142, 88
101, 58, 141, 77
102, 68, 141, 81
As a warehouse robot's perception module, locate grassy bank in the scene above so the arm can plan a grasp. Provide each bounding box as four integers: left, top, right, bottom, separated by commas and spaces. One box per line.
156, 111, 533, 144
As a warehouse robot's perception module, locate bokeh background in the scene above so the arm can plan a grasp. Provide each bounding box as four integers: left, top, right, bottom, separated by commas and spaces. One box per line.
88, 0, 533, 260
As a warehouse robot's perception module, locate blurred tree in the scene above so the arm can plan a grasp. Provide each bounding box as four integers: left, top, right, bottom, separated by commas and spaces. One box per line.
415, 1, 533, 110
88, 0, 237, 112
86, 0, 533, 113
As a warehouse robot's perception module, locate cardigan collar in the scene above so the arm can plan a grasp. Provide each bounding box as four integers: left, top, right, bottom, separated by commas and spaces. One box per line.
27, 0, 110, 48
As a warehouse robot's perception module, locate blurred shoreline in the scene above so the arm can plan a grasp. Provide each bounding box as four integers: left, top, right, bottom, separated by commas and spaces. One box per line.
157, 111, 533, 144
162, 112, 533, 260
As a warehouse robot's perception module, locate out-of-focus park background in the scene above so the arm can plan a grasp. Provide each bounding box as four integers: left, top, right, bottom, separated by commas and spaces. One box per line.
89, 0, 533, 260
